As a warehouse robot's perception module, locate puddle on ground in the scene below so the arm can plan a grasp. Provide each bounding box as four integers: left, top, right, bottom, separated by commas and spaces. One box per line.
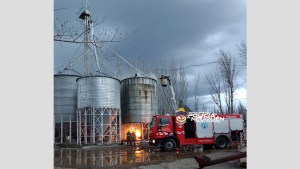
54, 145, 200, 168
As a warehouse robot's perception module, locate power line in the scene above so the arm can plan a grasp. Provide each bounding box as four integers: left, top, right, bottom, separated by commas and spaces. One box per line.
54, 7, 69, 11
102, 43, 139, 73
151, 61, 246, 72
153, 61, 218, 72
54, 39, 119, 43
69, 39, 84, 62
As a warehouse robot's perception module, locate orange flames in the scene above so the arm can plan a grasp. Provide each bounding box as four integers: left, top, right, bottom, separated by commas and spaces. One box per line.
122, 123, 143, 140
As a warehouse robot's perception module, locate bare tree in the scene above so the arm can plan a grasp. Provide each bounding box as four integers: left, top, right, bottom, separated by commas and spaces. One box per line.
200, 104, 207, 112
206, 49, 239, 114
178, 60, 188, 106
222, 76, 230, 114
54, 17, 79, 43
217, 49, 239, 114
206, 70, 224, 114
237, 41, 247, 66
236, 101, 247, 114
194, 73, 200, 111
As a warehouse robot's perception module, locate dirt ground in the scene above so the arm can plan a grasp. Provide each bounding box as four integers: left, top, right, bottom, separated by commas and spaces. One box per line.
54, 142, 246, 169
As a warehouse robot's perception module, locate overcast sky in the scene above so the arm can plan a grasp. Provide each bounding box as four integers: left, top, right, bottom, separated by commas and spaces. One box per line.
54, 0, 247, 110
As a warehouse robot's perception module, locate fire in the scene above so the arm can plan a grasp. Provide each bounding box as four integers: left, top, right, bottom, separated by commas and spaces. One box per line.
135, 130, 141, 138
122, 123, 145, 140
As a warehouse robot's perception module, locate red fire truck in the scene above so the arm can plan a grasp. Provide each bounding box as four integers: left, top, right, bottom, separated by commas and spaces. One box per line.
149, 75, 244, 151
149, 113, 244, 151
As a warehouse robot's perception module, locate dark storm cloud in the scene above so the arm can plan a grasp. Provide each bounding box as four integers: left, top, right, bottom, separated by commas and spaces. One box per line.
55, 0, 246, 64
54, 0, 247, 108
97, 0, 246, 63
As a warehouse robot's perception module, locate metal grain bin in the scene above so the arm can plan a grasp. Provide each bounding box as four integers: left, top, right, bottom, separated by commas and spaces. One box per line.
77, 76, 121, 109
121, 76, 158, 123
54, 74, 80, 122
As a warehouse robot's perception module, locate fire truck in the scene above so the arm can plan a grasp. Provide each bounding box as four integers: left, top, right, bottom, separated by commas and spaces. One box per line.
149, 113, 244, 151
149, 75, 244, 151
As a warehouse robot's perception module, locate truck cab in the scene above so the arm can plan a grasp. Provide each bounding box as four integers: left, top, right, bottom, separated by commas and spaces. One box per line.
149, 115, 179, 151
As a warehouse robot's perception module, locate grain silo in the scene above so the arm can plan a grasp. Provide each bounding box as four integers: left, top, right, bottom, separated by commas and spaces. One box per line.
54, 69, 81, 143
76, 75, 121, 144
121, 76, 158, 141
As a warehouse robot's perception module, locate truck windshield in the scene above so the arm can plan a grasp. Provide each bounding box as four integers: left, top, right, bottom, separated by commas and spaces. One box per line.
150, 118, 156, 128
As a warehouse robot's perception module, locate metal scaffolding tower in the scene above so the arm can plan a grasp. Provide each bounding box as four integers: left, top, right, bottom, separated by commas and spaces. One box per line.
77, 107, 122, 145
79, 5, 92, 76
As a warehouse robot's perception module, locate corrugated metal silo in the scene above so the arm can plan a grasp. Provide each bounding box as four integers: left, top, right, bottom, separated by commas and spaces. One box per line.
76, 75, 121, 144
77, 76, 121, 109
54, 69, 81, 143
54, 74, 80, 122
121, 76, 158, 123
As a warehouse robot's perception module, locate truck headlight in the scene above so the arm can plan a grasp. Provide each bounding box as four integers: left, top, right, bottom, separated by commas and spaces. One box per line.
152, 139, 155, 144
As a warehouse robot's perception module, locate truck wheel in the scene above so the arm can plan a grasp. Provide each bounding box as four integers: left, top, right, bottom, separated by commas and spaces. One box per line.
215, 136, 228, 149
163, 138, 176, 152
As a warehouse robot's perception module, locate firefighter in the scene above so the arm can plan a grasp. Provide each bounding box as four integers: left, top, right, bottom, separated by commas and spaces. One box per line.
131, 130, 136, 146
126, 130, 132, 146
